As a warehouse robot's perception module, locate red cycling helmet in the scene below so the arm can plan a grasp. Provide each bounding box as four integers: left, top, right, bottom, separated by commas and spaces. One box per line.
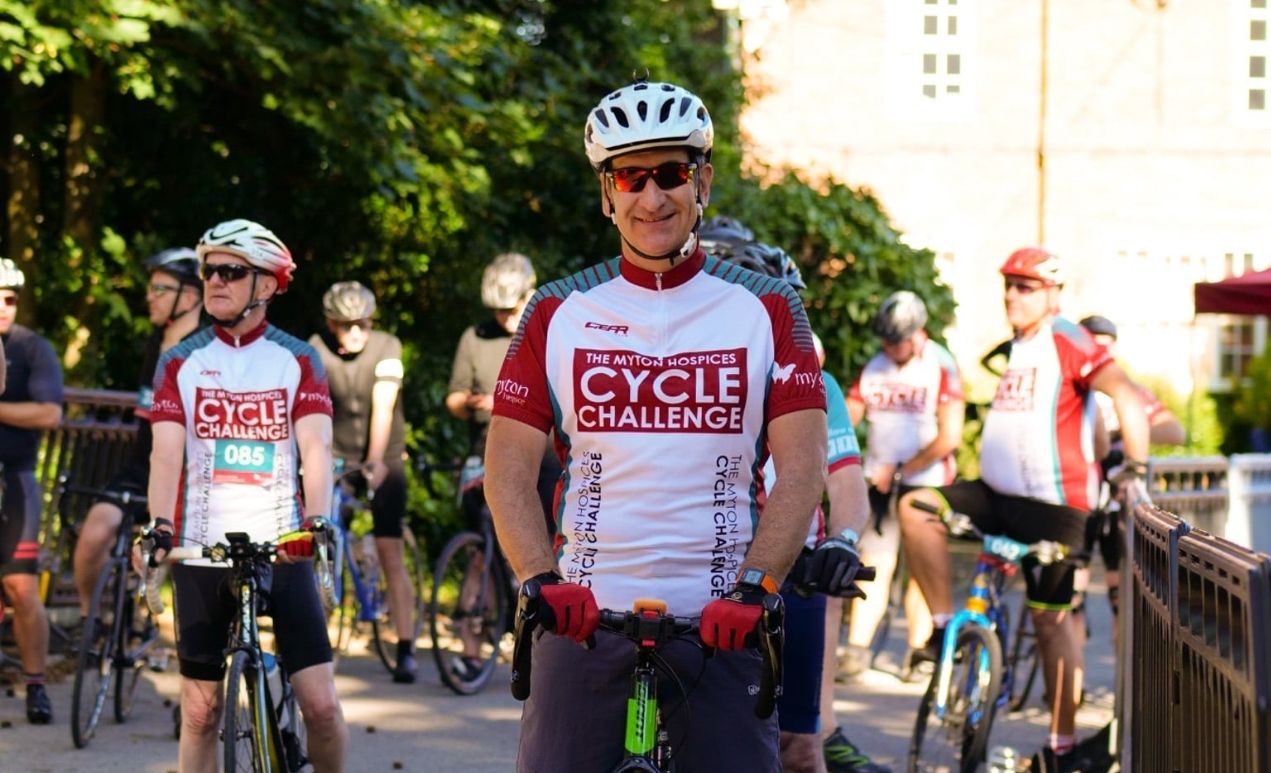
999, 247, 1064, 286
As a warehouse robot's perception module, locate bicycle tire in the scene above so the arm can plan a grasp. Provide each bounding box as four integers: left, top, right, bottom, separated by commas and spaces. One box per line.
1006, 600, 1040, 713
71, 558, 123, 748
369, 528, 427, 675
430, 531, 506, 695
112, 586, 151, 723
224, 650, 272, 773
908, 625, 1003, 773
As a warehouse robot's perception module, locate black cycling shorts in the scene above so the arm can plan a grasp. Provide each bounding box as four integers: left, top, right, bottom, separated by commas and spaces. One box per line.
0, 469, 41, 577
338, 459, 407, 539
172, 561, 333, 681
930, 480, 1087, 610
777, 585, 826, 734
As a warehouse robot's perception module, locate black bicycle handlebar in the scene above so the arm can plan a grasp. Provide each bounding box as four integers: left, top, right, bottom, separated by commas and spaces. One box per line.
59, 481, 148, 508
511, 579, 786, 719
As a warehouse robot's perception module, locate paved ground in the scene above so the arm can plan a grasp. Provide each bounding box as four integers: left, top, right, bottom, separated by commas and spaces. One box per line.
0, 573, 1118, 772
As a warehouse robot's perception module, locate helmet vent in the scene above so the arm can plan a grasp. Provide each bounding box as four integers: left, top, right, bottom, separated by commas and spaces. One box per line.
612, 107, 629, 128
659, 98, 674, 123
592, 109, 609, 129
680, 96, 693, 118
637, 100, 648, 121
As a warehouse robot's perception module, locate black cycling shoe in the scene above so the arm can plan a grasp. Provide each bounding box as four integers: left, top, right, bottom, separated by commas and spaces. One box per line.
26, 684, 52, 725
392, 651, 418, 684
913, 626, 947, 664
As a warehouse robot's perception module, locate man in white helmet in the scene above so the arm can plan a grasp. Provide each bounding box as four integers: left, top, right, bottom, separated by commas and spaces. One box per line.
0, 257, 63, 724
310, 280, 419, 683
146, 219, 347, 771
486, 80, 829, 772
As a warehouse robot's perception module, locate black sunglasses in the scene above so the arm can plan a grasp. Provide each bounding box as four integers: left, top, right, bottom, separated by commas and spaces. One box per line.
608, 161, 697, 194
201, 263, 259, 283
0, 295, 16, 307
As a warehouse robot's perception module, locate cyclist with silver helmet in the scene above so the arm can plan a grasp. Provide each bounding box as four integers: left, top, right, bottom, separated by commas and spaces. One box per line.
309, 280, 418, 683
487, 81, 828, 772
146, 219, 347, 771
0, 257, 63, 724
897, 247, 1147, 770
74, 248, 206, 630
842, 291, 962, 679
701, 218, 889, 773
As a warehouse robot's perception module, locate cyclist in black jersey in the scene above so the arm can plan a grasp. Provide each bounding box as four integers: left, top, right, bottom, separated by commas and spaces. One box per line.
74, 248, 205, 628
0, 257, 64, 724
310, 280, 418, 683
445, 253, 560, 534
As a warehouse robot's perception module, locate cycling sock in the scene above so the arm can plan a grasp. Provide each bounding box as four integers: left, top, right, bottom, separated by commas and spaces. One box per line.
1048, 733, 1075, 755
396, 638, 414, 658
24, 672, 44, 688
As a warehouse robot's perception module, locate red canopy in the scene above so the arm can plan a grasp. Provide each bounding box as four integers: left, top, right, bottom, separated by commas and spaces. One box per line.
1194, 269, 1271, 315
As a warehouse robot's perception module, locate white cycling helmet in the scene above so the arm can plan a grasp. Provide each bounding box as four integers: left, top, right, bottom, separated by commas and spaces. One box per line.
323, 281, 377, 322
584, 81, 714, 171
196, 219, 295, 294
872, 291, 928, 344
0, 258, 25, 290
481, 253, 536, 310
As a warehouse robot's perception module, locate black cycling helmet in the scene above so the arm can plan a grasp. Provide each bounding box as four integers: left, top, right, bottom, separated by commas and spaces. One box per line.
872, 291, 927, 344
697, 215, 755, 254
322, 281, 377, 322
1079, 314, 1118, 340
145, 247, 202, 289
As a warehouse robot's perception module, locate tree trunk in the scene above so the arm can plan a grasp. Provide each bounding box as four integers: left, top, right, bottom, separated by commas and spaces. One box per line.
63, 60, 106, 252
5, 75, 41, 324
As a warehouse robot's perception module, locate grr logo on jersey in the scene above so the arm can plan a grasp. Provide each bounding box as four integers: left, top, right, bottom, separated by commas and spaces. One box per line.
194, 387, 291, 440
573, 348, 748, 433
993, 368, 1037, 412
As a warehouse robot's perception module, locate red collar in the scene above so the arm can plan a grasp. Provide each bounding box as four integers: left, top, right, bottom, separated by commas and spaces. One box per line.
214, 320, 269, 347
619, 248, 705, 290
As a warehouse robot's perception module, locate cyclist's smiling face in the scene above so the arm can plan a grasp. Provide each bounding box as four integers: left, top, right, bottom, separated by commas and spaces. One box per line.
603, 148, 712, 269
1002, 275, 1058, 334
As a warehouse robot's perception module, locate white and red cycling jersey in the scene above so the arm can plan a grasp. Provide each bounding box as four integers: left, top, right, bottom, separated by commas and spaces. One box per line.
849, 339, 962, 488
149, 323, 333, 558
493, 250, 825, 615
979, 316, 1112, 511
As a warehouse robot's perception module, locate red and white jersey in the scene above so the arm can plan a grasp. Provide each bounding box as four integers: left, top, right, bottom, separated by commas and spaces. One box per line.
850, 339, 962, 487
980, 316, 1112, 510
150, 323, 333, 557
493, 251, 825, 615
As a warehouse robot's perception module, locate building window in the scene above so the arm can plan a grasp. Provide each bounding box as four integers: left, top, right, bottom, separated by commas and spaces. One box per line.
1219, 320, 1258, 382
1242, 0, 1271, 119
920, 0, 964, 102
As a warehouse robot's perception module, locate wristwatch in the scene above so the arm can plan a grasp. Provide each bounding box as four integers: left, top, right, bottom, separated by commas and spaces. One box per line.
738, 567, 780, 594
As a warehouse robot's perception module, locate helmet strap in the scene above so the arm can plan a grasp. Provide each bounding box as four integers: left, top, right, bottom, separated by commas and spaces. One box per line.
612, 186, 705, 267
209, 273, 269, 329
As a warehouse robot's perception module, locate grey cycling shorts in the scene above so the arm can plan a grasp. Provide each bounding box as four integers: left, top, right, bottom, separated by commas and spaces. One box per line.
517, 629, 779, 773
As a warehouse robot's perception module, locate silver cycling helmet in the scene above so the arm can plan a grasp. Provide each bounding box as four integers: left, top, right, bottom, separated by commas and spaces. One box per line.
146, 247, 202, 288
0, 258, 25, 290
872, 291, 928, 344
704, 235, 806, 292
584, 80, 714, 171
697, 216, 755, 255
481, 253, 536, 310
323, 281, 377, 322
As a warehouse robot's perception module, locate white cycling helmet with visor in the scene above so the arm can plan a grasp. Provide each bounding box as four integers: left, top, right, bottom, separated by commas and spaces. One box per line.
584, 81, 714, 171
196, 219, 295, 294
0, 258, 25, 290
872, 291, 928, 344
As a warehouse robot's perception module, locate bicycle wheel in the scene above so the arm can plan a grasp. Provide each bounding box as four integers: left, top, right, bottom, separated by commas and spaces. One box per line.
369, 529, 428, 674
277, 675, 309, 772
224, 651, 272, 773
113, 582, 155, 723
72, 559, 124, 748
908, 625, 1003, 773
430, 531, 507, 695
1006, 600, 1040, 713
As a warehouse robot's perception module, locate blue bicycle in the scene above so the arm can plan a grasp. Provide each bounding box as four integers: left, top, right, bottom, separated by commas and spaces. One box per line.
907, 504, 1069, 773
321, 462, 426, 674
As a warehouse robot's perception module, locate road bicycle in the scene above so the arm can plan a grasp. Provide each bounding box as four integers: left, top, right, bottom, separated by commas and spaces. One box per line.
67, 484, 164, 748
510, 579, 785, 772
428, 455, 517, 695
146, 526, 333, 772
907, 502, 1069, 773
321, 461, 426, 674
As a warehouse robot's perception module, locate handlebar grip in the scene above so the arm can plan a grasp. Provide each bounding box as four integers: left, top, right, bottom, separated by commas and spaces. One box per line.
912, 499, 942, 515
855, 565, 877, 582
510, 580, 543, 701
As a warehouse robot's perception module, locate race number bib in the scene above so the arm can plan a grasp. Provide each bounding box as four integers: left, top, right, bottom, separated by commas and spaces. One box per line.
213, 440, 276, 485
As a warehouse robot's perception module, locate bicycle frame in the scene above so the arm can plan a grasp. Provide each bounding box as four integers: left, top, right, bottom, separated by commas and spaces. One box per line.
330, 471, 385, 624
225, 537, 287, 769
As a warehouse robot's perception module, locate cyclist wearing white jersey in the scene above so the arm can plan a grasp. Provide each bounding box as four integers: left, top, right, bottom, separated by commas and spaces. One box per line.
486, 80, 828, 773
147, 219, 347, 773
898, 247, 1148, 771
844, 291, 962, 675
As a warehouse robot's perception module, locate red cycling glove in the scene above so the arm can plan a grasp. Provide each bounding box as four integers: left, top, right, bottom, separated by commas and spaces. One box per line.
533, 573, 599, 643
277, 531, 315, 559
701, 582, 766, 651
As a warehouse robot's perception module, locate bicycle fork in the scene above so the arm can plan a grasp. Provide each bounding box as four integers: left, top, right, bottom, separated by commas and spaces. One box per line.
932, 609, 993, 721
